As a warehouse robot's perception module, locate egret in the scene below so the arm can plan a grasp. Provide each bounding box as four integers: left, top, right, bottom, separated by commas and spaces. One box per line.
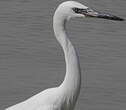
5, 1, 124, 110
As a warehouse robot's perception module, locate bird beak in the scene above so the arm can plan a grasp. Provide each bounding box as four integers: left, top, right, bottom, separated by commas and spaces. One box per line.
83, 8, 124, 21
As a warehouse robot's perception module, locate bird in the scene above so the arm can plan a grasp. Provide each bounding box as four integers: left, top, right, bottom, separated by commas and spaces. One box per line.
5, 1, 124, 110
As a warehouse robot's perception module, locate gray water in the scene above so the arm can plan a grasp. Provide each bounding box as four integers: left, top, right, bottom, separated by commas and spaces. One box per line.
0, 0, 126, 110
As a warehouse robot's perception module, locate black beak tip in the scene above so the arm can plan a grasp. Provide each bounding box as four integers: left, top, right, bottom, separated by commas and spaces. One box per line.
94, 11, 125, 21
113, 16, 125, 21
98, 14, 125, 21
119, 18, 125, 21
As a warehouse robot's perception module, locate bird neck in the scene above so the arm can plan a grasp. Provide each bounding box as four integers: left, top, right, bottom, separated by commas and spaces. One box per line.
53, 12, 81, 97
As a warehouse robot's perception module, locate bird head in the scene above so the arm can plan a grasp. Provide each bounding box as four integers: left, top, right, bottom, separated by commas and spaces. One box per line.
55, 1, 124, 21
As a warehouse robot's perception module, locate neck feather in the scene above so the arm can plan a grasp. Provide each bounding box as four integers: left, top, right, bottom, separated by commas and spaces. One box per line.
53, 11, 81, 96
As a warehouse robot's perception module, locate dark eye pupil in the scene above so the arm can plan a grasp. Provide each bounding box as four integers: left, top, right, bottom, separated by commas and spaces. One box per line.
72, 8, 80, 13
75, 8, 79, 12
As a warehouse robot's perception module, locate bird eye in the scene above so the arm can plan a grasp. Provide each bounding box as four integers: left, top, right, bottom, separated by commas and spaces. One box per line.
72, 8, 80, 13
72, 8, 88, 14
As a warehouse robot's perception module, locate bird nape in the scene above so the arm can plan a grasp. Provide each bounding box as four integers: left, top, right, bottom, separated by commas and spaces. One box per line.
5, 1, 124, 110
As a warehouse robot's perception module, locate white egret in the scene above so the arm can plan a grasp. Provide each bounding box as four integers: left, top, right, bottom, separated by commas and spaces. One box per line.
5, 1, 124, 110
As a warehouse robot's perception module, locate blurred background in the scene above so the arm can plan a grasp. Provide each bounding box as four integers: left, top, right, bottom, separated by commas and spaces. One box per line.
0, 0, 126, 109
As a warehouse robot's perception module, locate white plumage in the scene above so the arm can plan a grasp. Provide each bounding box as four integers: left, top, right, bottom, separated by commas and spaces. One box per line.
5, 1, 124, 110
